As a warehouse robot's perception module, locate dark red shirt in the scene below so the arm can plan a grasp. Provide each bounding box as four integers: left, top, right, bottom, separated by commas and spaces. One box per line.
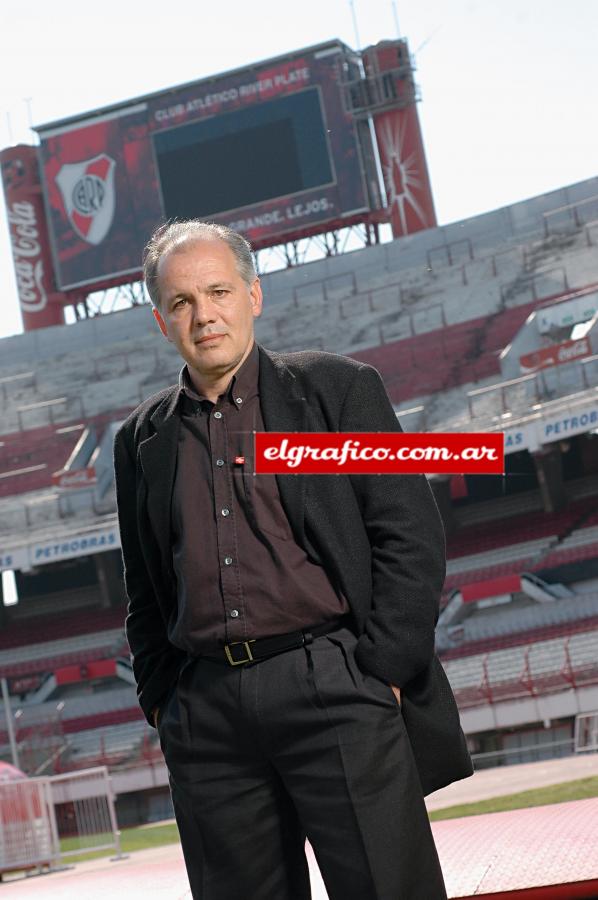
169, 343, 349, 652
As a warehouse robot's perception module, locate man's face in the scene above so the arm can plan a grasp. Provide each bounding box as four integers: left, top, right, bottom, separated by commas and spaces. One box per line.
152, 238, 262, 390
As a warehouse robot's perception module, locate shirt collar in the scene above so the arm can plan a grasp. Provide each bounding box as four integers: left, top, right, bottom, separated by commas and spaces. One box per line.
178, 341, 259, 408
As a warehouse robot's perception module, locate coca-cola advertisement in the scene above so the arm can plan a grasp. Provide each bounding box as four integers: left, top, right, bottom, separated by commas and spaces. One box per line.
35, 41, 374, 291
9, 674, 44, 696
0, 145, 67, 330
52, 466, 97, 490
519, 337, 591, 373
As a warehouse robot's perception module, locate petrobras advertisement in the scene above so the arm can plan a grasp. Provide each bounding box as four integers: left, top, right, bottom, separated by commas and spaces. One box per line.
497, 402, 598, 454
36, 42, 371, 291
0, 526, 121, 571
541, 404, 598, 443
502, 424, 537, 454
31, 526, 119, 563
0, 546, 29, 572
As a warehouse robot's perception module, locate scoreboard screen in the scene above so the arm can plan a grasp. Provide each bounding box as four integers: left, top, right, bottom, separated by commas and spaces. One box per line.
155, 88, 334, 220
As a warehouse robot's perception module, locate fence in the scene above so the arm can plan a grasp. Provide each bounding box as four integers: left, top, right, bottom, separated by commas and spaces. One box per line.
471, 736, 576, 770
0, 766, 124, 879
0, 777, 56, 877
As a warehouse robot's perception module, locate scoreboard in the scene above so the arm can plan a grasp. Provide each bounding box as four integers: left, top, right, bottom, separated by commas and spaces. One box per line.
1, 37, 437, 330
35, 42, 378, 291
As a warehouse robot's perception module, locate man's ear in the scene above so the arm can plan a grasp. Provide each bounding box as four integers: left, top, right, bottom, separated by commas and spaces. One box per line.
250, 277, 263, 319
152, 305, 170, 339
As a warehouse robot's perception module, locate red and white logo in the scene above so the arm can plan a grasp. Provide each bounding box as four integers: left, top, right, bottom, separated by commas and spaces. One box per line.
520, 338, 591, 373
55, 154, 116, 245
52, 467, 97, 490
7, 200, 48, 312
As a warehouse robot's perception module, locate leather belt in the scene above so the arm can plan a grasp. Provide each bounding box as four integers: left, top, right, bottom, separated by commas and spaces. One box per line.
199, 615, 352, 666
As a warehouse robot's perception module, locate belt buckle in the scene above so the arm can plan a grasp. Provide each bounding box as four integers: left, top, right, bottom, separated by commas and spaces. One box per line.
224, 640, 256, 666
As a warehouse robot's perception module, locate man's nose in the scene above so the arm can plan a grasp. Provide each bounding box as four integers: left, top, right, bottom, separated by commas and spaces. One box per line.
192, 295, 217, 325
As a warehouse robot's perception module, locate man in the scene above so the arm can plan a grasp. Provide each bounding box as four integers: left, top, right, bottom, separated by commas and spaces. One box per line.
113, 220, 473, 900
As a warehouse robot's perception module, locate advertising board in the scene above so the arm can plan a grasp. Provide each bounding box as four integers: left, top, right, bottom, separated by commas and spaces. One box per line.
0, 145, 68, 328
519, 337, 591, 373
361, 41, 436, 238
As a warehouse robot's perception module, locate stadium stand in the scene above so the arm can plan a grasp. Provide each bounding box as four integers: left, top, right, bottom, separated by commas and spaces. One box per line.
440, 613, 598, 660
1, 175, 598, 822
442, 627, 598, 708
59, 721, 155, 772
0, 606, 124, 650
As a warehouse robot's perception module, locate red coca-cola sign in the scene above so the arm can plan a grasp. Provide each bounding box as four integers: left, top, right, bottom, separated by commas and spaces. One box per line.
52, 466, 97, 489
520, 337, 591, 373
9, 675, 44, 695
0, 144, 67, 331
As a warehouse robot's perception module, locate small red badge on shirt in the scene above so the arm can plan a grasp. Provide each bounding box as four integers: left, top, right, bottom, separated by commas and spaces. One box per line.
234, 456, 245, 465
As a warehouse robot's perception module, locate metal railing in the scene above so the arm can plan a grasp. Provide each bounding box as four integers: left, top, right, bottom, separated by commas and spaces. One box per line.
470, 736, 576, 769
0, 766, 124, 878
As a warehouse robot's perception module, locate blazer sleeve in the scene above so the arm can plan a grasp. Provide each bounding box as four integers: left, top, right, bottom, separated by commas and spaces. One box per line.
113, 425, 186, 726
338, 363, 446, 688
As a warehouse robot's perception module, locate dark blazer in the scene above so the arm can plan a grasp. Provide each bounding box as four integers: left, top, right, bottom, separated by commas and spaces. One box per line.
113, 344, 473, 796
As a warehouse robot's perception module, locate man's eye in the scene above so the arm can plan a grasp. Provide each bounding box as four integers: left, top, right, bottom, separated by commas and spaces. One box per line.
173, 298, 187, 309
212, 289, 229, 298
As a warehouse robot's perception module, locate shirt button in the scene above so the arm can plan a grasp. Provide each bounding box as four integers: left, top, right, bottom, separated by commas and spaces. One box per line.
230, 609, 239, 618
224, 556, 233, 565
216, 458, 225, 467
214, 411, 223, 419
235, 397, 243, 405
221, 507, 230, 516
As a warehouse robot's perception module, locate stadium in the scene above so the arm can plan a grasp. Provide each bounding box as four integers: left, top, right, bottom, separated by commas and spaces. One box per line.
1, 33, 597, 898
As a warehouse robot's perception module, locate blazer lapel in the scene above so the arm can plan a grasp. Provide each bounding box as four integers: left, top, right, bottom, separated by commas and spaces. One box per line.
138, 389, 180, 575
258, 346, 307, 545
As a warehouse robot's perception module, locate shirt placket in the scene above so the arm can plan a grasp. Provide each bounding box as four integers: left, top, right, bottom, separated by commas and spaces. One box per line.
209, 403, 245, 642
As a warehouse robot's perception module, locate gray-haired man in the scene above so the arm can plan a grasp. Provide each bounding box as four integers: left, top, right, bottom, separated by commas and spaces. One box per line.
113, 220, 472, 899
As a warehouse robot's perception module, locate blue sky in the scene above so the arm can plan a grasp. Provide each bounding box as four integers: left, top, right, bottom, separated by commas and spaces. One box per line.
1, 0, 597, 339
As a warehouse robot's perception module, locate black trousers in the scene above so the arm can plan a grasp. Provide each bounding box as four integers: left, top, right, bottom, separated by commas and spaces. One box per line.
158, 624, 447, 900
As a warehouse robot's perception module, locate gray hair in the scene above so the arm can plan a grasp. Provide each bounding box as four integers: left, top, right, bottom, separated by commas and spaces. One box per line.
143, 220, 257, 307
